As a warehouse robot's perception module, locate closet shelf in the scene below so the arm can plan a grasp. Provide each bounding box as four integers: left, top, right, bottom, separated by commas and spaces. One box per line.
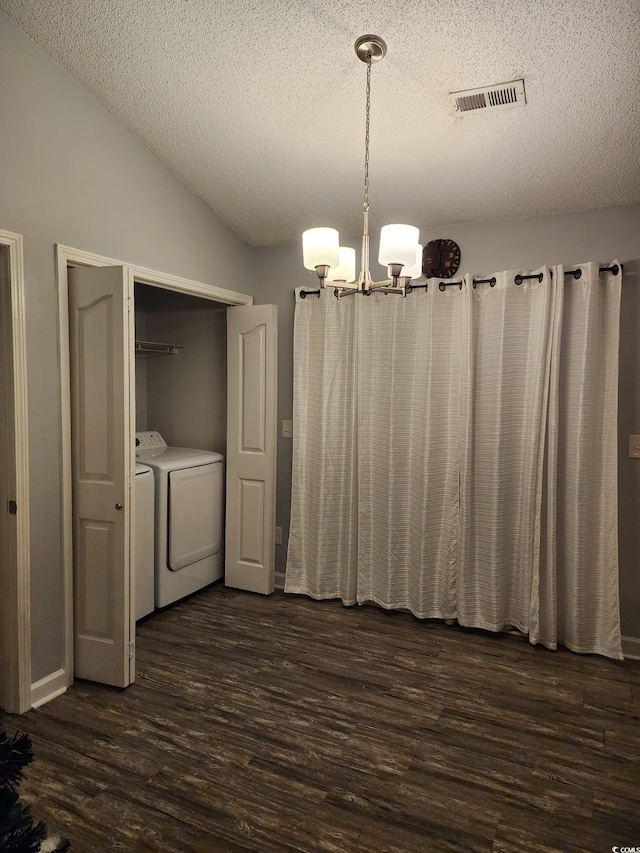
135, 340, 184, 357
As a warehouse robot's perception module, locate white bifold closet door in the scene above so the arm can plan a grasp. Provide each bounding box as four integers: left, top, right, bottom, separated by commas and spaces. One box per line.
68, 265, 134, 688
226, 304, 278, 595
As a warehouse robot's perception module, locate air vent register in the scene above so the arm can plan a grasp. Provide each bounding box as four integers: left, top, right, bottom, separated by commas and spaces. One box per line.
451, 79, 526, 113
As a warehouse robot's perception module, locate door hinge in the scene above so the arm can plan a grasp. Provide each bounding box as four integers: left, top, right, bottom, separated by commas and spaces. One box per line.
128, 471, 135, 488
127, 641, 135, 659
8, 500, 17, 515
127, 296, 133, 312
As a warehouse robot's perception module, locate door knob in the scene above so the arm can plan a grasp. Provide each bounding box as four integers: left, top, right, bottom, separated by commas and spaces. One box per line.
115, 503, 123, 510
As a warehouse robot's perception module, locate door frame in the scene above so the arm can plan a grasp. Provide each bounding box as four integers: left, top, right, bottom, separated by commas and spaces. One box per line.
55, 244, 252, 700
0, 229, 31, 715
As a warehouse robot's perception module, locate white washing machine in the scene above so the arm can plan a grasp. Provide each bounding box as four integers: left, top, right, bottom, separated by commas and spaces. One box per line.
135, 431, 224, 608
134, 463, 155, 620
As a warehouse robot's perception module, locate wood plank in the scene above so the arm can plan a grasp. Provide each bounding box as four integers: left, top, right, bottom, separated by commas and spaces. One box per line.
2, 585, 640, 852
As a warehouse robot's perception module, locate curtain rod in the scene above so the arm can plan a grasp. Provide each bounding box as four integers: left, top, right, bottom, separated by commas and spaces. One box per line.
564, 263, 621, 280
299, 264, 623, 298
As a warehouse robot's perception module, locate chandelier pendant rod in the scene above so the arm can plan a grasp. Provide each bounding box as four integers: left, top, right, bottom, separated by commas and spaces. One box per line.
355, 45, 393, 294
353, 38, 404, 296
360, 53, 372, 291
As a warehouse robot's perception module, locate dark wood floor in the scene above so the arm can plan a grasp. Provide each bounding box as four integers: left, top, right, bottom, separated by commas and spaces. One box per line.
3, 585, 640, 852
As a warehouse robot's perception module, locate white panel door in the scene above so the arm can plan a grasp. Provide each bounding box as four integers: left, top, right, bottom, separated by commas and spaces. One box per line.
226, 304, 277, 594
68, 266, 134, 687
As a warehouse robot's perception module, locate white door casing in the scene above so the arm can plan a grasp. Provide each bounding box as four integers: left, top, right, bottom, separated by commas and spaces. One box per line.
226, 304, 278, 595
0, 230, 30, 715
68, 265, 134, 688
0, 248, 16, 711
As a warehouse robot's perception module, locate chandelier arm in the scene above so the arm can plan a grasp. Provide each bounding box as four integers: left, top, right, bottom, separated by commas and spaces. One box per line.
374, 285, 408, 296
336, 286, 359, 300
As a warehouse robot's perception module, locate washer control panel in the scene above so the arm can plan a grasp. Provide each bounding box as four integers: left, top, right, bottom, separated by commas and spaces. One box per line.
135, 431, 167, 453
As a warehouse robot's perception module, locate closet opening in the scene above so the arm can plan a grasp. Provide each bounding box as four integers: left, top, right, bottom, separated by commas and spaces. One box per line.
134, 283, 228, 467
132, 282, 229, 621
58, 245, 276, 701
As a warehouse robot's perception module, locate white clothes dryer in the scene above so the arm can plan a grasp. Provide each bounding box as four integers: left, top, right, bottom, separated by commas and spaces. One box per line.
135, 431, 224, 608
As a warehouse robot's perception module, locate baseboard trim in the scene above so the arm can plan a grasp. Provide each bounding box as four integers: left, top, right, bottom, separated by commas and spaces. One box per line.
622, 636, 640, 661
274, 571, 286, 591
30, 669, 67, 709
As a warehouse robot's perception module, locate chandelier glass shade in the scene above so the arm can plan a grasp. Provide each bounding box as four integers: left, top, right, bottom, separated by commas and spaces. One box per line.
327, 247, 357, 283
379, 224, 420, 270
302, 227, 339, 273
302, 35, 420, 298
396, 243, 423, 281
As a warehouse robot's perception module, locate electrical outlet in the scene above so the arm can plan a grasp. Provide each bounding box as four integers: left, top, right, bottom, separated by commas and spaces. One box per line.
282, 420, 293, 438
629, 435, 640, 458
275, 526, 283, 545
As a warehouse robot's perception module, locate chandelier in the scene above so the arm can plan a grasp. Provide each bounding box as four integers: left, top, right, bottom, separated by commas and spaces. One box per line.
302, 35, 421, 298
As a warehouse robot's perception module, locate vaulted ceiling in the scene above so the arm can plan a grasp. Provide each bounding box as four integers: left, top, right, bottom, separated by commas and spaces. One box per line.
3, 0, 639, 246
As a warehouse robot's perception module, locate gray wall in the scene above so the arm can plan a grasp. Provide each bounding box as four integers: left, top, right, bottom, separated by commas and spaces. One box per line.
0, 12, 253, 682
253, 204, 640, 639
136, 285, 227, 454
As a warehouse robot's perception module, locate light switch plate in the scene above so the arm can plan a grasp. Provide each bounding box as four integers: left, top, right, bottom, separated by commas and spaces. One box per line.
629, 435, 640, 458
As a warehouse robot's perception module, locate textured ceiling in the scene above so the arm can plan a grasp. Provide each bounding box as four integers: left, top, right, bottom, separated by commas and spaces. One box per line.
3, 0, 639, 247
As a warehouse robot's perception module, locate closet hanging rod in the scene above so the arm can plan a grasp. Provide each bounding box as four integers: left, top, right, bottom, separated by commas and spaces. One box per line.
135, 340, 184, 356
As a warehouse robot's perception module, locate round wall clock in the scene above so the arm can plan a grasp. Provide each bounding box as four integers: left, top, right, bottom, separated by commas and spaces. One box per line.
423, 239, 461, 279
